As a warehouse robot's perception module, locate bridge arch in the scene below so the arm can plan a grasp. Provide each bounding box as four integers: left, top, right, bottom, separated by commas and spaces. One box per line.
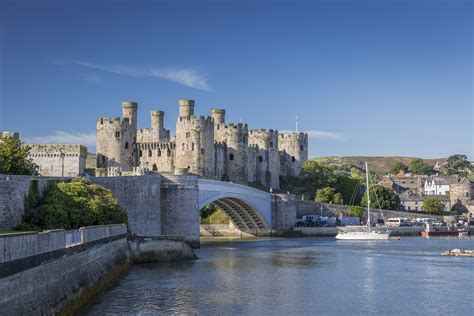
198, 179, 272, 231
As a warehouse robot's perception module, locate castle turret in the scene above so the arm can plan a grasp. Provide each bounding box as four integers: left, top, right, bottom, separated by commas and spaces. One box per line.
211, 108, 226, 125
122, 101, 138, 131
279, 132, 308, 177
175, 100, 215, 178
248, 129, 280, 189
151, 110, 170, 141
179, 99, 195, 117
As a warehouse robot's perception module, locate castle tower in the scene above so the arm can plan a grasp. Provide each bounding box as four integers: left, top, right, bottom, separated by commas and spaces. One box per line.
179, 99, 195, 117
175, 99, 215, 178
96, 101, 138, 173
279, 132, 308, 177
122, 101, 137, 131
151, 110, 170, 141
211, 108, 226, 125
248, 129, 280, 189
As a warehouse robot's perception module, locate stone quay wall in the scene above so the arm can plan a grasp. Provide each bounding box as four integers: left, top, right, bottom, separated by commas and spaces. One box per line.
294, 226, 425, 237
295, 200, 443, 220
0, 224, 129, 315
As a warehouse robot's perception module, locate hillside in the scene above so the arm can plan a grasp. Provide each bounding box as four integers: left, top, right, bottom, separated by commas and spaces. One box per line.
311, 156, 447, 176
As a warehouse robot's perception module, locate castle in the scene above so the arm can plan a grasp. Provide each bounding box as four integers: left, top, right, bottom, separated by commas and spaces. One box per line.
96, 100, 308, 189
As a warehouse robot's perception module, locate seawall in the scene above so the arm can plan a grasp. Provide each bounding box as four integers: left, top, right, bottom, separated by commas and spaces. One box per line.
294, 226, 426, 237
0, 224, 197, 315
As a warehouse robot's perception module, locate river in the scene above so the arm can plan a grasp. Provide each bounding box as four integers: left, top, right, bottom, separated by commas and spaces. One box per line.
80, 237, 473, 315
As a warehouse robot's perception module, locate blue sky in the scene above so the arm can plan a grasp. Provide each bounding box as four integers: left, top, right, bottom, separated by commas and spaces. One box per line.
0, 0, 472, 159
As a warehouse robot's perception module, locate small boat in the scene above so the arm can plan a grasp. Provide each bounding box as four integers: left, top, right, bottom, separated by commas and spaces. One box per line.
336, 162, 389, 241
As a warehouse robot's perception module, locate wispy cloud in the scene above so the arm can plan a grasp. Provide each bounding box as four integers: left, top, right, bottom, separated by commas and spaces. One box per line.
24, 131, 96, 147
282, 130, 346, 141
70, 60, 211, 91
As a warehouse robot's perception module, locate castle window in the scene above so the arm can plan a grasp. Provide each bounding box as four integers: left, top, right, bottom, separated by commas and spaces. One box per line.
192, 143, 195, 151
115, 132, 120, 138
300, 145, 304, 151
158, 149, 162, 157
292, 156, 296, 162
217, 125, 220, 130
152, 164, 157, 171
139, 150, 143, 157
270, 142, 273, 148
182, 143, 185, 151
186, 132, 191, 138
102, 156, 105, 164
167, 149, 171, 157
201, 148, 205, 154
148, 149, 152, 157
125, 142, 129, 149
229, 154, 234, 161
258, 156, 263, 162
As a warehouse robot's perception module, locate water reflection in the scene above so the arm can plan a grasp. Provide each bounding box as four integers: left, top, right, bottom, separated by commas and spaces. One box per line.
80, 237, 474, 315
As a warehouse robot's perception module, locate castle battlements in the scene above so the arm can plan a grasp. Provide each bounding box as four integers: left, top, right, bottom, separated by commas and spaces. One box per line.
96, 99, 309, 189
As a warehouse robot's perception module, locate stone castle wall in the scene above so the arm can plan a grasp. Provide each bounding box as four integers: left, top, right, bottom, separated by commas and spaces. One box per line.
27, 144, 87, 177
279, 132, 308, 177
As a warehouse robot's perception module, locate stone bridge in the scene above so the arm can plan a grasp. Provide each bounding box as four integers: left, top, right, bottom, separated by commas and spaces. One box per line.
198, 179, 272, 231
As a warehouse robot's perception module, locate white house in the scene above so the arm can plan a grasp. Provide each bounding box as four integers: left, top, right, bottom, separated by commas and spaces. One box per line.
423, 176, 458, 196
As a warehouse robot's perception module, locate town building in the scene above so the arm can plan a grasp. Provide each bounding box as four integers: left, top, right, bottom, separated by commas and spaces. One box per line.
0, 131, 20, 141
96, 100, 309, 189
423, 176, 459, 195
399, 194, 451, 212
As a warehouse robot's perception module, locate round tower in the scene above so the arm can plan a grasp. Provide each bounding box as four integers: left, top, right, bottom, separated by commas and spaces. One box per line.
179, 99, 195, 117
248, 129, 280, 189
279, 132, 308, 177
151, 110, 167, 141
122, 101, 138, 131
175, 100, 215, 178
211, 108, 226, 125
96, 101, 138, 174
223, 123, 248, 184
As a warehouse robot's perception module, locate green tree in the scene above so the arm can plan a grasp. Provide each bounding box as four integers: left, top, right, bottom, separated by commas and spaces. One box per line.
361, 185, 400, 210
315, 187, 343, 204
330, 176, 361, 205
442, 154, 471, 176
348, 205, 364, 219
21, 178, 127, 230
409, 158, 433, 175
421, 198, 445, 214
0, 137, 38, 175
389, 161, 409, 174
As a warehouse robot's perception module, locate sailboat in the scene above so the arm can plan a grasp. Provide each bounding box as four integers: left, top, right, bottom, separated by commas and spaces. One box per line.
335, 162, 390, 240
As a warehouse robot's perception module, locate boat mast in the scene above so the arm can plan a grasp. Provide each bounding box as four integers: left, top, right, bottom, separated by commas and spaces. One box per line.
366, 161, 370, 232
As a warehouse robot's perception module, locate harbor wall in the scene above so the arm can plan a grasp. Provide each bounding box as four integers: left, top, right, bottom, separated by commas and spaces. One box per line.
0, 224, 129, 315
295, 201, 443, 220
293, 226, 425, 237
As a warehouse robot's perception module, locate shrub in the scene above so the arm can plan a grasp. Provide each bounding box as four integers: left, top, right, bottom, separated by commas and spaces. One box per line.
20, 178, 127, 230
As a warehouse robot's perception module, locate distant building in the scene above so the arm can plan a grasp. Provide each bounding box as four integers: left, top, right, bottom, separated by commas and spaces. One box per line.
0, 131, 20, 141
423, 176, 459, 195
27, 144, 88, 177
378, 175, 427, 195
399, 195, 451, 212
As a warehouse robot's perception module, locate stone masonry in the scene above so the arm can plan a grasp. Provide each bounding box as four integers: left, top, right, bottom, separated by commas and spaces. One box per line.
96, 100, 309, 189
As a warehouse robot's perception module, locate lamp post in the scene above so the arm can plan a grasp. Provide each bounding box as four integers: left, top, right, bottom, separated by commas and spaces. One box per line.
60, 150, 65, 177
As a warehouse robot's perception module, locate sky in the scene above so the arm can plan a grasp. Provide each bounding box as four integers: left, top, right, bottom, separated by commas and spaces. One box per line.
0, 0, 472, 159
